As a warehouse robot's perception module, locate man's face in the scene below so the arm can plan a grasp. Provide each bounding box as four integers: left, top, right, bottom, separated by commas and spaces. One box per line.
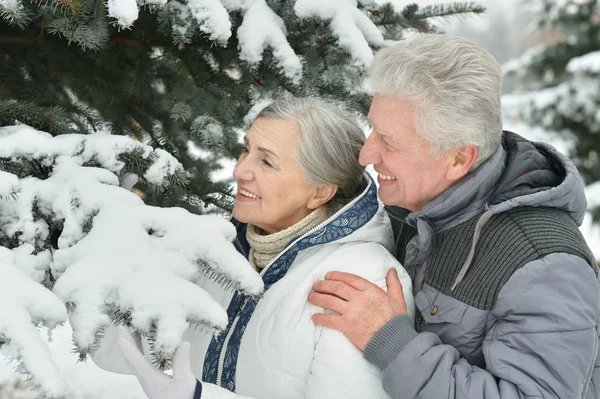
359, 94, 455, 211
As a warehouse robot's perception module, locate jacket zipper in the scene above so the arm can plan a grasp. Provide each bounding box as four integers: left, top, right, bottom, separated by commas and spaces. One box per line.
216, 296, 248, 385
214, 219, 327, 384
214, 221, 327, 385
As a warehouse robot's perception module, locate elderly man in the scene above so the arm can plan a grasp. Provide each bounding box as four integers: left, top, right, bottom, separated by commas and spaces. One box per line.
309, 34, 600, 398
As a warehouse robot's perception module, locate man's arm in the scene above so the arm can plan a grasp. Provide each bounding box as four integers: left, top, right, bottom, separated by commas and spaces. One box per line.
366, 252, 600, 398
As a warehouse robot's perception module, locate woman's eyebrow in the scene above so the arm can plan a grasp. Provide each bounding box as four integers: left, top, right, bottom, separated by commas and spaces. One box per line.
258, 147, 279, 159
242, 137, 280, 159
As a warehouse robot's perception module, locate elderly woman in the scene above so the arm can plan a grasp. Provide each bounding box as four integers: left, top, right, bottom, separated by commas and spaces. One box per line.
94, 97, 414, 399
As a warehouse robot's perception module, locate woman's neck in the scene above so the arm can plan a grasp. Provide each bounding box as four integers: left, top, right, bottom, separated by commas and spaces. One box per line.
246, 207, 328, 271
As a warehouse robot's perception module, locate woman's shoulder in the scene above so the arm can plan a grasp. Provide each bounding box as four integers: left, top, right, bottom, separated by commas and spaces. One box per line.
318, 205, 394, 251
314, 240, 402, 282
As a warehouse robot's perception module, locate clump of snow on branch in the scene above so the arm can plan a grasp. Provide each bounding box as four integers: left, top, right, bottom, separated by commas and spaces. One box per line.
0, 323, 147, 399
107, 0, 138, 28
0, 249, 67, 398
503, 80, 600, 132
243, 97, 273, 125
187, 0, 232, 42
104, 0, 386, 81
295, 0, 384, 68
0, 170, 18, 199
191, 115, 226, 146
502, 44, 547, 76
567, 50, 600, 74
0, 125, 263, 395
237, 0, 303, 84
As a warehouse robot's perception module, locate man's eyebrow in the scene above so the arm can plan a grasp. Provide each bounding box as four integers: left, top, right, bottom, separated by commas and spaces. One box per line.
375, 128, 389, 137
367, 116, 389, 137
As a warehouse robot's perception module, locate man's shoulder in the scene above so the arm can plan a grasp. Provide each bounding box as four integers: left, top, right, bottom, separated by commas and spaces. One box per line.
487, 206, 595, 267
429, 206, 596, 310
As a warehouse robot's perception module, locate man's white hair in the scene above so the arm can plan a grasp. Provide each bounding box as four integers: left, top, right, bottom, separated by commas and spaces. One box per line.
370, 34, 503, 169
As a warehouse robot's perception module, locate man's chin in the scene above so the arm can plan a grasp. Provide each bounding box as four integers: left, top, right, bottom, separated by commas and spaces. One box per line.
377, 188, 402, 207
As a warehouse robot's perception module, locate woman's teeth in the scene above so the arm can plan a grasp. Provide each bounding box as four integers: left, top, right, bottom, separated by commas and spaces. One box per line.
240, 189, 260, 199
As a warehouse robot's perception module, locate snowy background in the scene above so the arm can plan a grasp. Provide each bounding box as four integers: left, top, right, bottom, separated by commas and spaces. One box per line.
1, 1, 598, 398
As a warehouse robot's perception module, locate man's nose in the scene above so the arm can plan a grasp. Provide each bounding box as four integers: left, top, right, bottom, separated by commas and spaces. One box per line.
359, 131, 382, 166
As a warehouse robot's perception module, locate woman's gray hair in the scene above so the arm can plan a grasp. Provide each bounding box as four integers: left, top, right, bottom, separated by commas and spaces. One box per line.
370, 34, 503, 169
256, 97, 365, 214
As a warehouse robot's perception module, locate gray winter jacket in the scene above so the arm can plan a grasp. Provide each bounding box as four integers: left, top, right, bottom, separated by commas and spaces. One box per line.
364, 131, 600, 399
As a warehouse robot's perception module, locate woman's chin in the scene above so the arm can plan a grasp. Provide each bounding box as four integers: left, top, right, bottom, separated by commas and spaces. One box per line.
231, 207, 253, 224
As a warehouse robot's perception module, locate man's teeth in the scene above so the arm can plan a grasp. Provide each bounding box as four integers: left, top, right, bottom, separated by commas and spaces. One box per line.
240, 189, 260, 199
379, 173, 396, 181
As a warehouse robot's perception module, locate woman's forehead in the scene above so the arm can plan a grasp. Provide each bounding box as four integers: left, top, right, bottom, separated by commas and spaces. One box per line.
246, 119, 299, 151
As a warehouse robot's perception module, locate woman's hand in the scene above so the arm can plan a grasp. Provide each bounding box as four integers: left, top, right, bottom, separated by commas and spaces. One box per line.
116, 326, 200, 399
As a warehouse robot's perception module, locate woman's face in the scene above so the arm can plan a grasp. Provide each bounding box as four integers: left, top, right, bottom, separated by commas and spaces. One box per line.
232, 118, 327, 234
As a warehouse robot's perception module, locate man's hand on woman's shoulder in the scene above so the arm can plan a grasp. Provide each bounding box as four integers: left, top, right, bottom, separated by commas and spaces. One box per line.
309, 268, 408, 351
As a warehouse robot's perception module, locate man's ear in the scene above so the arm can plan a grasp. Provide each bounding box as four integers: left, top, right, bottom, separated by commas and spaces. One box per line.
446, 144, 478, 182
308, 184, 338, 210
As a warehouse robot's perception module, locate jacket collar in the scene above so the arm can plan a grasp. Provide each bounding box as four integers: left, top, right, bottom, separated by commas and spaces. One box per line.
231, 172, 381, 287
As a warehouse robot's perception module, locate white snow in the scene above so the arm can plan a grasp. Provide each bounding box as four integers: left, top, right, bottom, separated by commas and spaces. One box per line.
295, 0, 384, 68
0, 324, 146, 399
191, 115, 225, 146
0, 251, 67, 397
3, 0, 390, 84
0, 0, 24, 21
105, 0, 232, 41
567, 50, 600, 74
502, 44, 547, 76
187, 0, 233, 42
144, 148, 182, 185
502, 78, 600, 130
0, 125, 263, 396
237, 0, 303, 84
107, 0, 139, 29
0, 170, 19, 198
243, 97, 273, 126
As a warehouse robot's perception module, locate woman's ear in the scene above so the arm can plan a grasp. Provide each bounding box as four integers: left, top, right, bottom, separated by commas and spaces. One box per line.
307, 184, 338, 210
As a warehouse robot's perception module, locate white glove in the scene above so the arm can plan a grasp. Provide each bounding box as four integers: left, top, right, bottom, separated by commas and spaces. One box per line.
116, 326, 200, 399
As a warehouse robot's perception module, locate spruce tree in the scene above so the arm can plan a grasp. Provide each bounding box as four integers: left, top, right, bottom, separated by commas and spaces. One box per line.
1, 0, 484, 213
503, 0, 600, 219
0, 1, 487, 395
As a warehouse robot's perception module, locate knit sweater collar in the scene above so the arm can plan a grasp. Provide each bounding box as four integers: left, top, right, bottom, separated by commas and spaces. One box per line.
246, 207, 328, 271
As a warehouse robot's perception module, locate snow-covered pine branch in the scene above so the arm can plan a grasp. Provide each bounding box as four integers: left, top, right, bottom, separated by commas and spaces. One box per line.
0, 248, 67, 398
295, 0, 385, 69
30, 0, 388, 81
0, 125, 263, 396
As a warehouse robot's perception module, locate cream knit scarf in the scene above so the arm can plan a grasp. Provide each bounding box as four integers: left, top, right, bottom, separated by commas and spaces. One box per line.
246, 207, 328, 271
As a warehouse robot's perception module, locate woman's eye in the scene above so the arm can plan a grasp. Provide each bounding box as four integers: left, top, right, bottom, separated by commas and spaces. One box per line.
262, 159, 273, 167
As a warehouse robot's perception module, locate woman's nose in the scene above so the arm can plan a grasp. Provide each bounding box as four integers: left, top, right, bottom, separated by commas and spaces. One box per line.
233, 154, 254, 182
359, 130, 382, 166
